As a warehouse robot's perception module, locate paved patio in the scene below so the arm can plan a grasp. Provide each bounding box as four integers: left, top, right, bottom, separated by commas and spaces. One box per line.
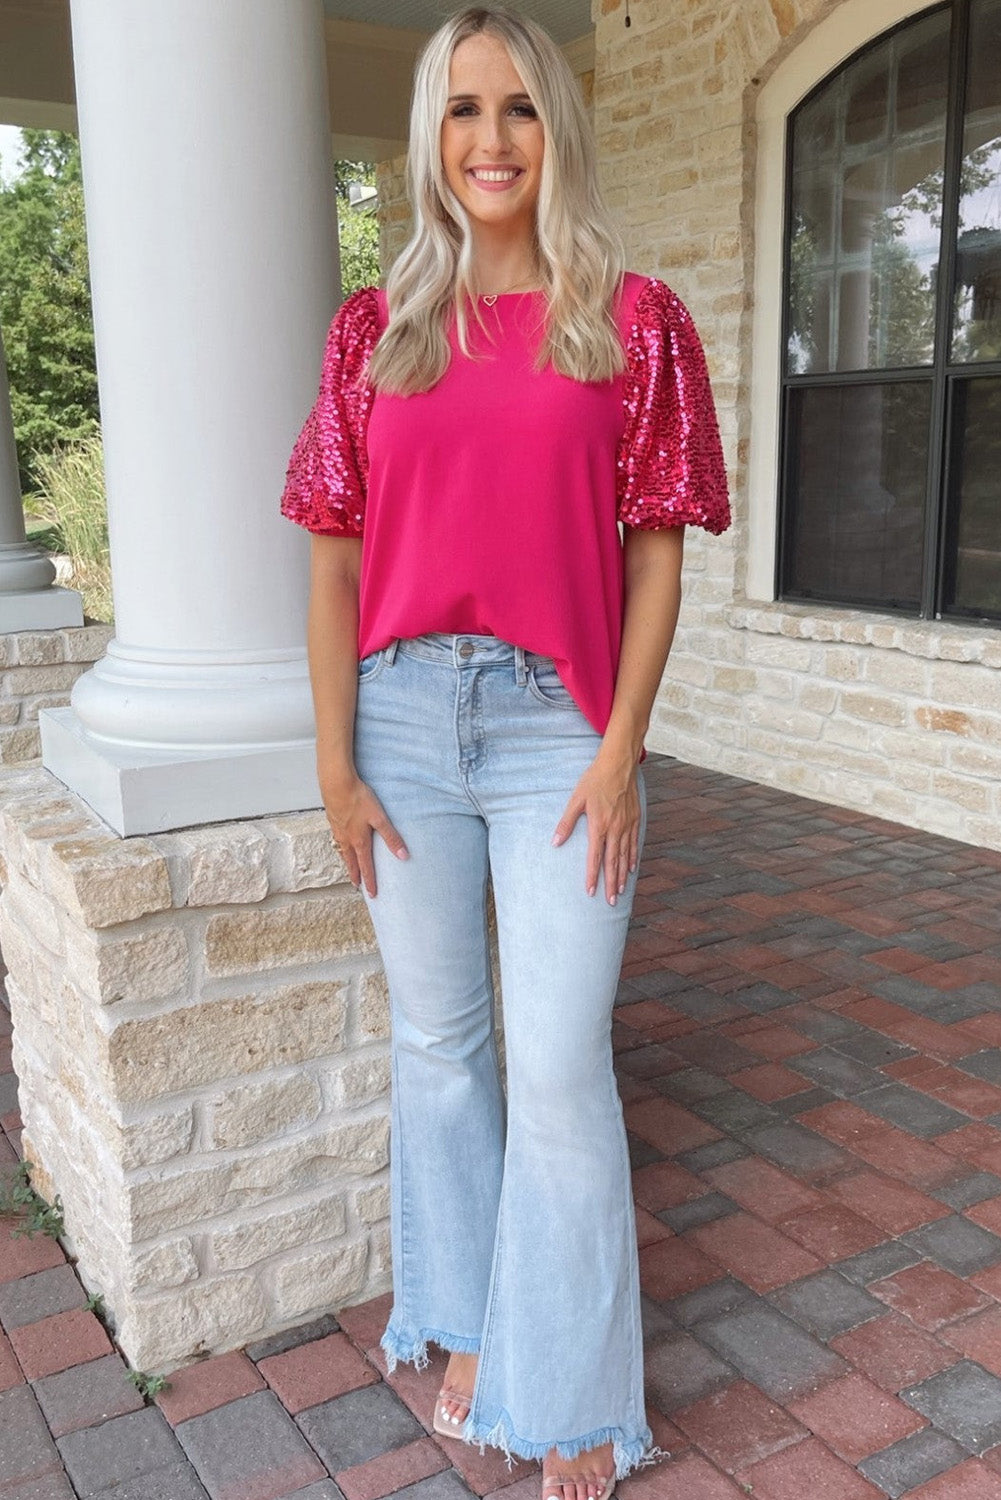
4, 754, 1001, 1499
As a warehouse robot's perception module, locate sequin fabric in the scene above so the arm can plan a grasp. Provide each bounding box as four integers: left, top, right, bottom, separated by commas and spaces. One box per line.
279, 286, 381, 537
616, 277, 730, 534
280, 275, 730, 539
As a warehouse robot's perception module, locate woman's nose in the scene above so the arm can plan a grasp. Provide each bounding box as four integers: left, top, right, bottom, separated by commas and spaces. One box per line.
477, 111, 511, 153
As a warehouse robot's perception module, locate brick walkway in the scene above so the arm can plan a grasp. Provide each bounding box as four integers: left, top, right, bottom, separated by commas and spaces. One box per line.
5, 756, 1001, 1499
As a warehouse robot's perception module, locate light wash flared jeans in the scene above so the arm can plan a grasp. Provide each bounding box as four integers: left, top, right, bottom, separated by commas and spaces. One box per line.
352, 633, 658, 1478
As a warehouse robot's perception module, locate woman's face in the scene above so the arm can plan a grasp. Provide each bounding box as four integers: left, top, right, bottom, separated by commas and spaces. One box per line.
440, 32, 544, 240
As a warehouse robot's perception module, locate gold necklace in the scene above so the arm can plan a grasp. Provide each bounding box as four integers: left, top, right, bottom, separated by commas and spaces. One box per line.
479, 276, 540, 306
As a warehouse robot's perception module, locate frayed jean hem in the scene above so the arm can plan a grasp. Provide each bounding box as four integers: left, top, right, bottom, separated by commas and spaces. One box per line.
462, 1408, 669, 1480
380, 1319, 481, 1375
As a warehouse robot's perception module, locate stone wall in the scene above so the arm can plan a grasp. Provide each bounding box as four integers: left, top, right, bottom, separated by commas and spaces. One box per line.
0, 624, 112, 766
591, 0, 1001, 851
0, 765, 393, 1372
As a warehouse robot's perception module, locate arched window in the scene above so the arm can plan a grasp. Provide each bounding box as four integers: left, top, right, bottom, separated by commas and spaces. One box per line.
779, 0, 1001, 623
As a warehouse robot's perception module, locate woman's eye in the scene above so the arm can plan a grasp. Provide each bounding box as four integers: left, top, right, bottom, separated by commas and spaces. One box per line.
447, 103, 537, 119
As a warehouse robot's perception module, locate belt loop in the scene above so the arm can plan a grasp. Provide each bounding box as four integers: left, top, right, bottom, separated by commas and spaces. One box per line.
514, 644, 527, 685
385, 638, 399, 665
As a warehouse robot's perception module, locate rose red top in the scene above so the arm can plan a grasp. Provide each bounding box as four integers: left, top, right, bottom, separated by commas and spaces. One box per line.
280, 271, 730, 739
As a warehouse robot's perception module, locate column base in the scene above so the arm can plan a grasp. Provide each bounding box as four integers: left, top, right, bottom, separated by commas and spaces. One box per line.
39, 706, 323, 835
0, 585, 84, 632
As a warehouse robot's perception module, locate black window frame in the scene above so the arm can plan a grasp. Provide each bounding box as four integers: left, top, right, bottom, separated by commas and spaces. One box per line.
777, 0, 1001, 625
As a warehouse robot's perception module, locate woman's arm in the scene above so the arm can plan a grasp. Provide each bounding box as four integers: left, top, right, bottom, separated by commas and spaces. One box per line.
552, 524, 685, 903
308, 533, 408, 896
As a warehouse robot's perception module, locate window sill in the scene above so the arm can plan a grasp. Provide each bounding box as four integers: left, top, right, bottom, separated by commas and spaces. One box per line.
726, 599, 1001, 668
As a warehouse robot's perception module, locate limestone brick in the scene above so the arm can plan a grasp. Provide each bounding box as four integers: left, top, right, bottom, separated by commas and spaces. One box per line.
210, 1196, 347, 1272
128, 1239, 200, 1292
60, 624, 114, 663
840, 692, 907, 729
64, 922, 190, 1007
126, 1161, 236, 1240
331, 1054, 392, 1108
0, 791, 95, 886
272, 1239, 369, 1321
916, 706, 973, 736
799, 682, 837, 716
357, 969, 390, 1041
13, 632, 65, 666
21, 692, 73, 722
873, 730, 946, 769
106, 982, 347, 1103
126, 1114, 387, 1241
824, 648, 860, 682
864, 651, 929, 695
117, 1106, 196, 1171
0, 726, 40, 763
355, 1182, 389, 1226
2, 664, 81, 694
118, 1274, 269, 1371
40, 832, 173, 928
208, 1073, 324, 1150
949, 743, 1001, 781
260, 811, 349, 893
929, 663, 1001, 712
712, 666, 758, 694
204, 893, 376, 975
169, 823, 269, 906
932, 772, 990, 815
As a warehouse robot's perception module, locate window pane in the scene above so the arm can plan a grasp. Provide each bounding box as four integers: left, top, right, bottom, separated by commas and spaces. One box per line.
952, 0, 1001, 362
783, 382, 930, 608
943, 378, 1001, 616
788, 8, 950, 374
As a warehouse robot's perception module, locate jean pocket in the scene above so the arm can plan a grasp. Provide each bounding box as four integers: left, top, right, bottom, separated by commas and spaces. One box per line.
527, 660, 579, 711
358, 648, 387, 682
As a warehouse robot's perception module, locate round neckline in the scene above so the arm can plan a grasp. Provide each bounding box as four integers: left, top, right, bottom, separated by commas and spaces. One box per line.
476, 288, 544, 299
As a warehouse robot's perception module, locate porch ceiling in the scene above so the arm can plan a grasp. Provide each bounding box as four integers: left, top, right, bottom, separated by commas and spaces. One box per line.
322, 0, 591, 46
0, 0, 594, 161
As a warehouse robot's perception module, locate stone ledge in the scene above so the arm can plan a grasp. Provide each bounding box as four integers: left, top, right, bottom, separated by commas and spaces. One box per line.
728, 600, 1001, 666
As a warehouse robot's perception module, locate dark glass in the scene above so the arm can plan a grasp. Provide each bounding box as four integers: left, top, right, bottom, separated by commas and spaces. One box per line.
943, 378, 1001, 616
787, 8, 950, 374
783, 382, 930, 608
951, 0, 1001, 362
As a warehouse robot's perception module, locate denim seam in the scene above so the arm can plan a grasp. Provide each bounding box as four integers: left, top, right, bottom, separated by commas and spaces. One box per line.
526, 667, 581, 712
357, 647, 388, 683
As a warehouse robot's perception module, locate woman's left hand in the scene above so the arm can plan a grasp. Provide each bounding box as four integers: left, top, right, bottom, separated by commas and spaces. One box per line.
552, 752, 641, 904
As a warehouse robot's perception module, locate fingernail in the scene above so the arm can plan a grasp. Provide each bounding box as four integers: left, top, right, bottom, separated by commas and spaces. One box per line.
588, 884, 596, 896
619, 882, 626, 893
552, 833, 561, 846
609, 893, 616, 906
395, 848, 409, 860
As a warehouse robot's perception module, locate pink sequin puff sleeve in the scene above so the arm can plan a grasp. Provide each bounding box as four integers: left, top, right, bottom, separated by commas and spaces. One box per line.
279, 286, 381, 537
616, 277, 731, 534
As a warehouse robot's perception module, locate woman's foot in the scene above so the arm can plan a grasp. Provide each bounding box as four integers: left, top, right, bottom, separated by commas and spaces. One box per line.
436, 1350, 478, 1428
542, 1441, 615, 1500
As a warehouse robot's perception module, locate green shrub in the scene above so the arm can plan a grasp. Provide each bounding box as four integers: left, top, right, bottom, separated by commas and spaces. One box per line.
26, 431, 112, 622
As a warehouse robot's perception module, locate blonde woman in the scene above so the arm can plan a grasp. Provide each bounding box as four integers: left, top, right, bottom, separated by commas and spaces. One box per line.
280, 8, 730, 1498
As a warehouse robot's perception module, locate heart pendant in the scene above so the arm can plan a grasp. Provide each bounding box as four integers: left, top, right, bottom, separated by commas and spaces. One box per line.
482, 294, 498, 306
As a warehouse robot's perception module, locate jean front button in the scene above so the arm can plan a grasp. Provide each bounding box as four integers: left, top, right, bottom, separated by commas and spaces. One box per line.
458, 642, 474, 659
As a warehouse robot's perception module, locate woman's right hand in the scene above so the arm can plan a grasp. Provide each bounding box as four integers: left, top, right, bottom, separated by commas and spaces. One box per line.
319, 769, 409, 898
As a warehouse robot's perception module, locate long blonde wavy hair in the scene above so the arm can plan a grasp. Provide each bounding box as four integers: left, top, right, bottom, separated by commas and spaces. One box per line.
365, 5, 628, 395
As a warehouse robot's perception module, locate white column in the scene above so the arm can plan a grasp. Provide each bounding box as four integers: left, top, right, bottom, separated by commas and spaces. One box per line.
42, 0, 341, 835
0, 323, 83, 630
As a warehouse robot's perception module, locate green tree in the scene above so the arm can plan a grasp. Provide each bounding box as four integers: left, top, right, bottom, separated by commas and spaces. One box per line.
335, 160, 381, 293
0, 129, 98, 491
